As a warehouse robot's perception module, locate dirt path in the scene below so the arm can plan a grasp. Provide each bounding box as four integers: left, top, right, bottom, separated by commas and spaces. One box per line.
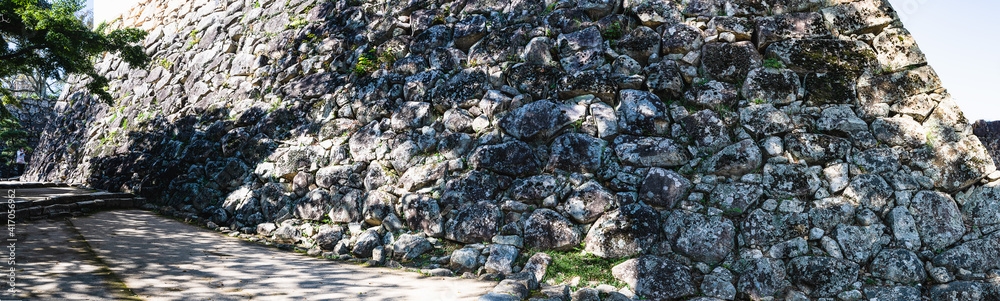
15, 210, 495, 300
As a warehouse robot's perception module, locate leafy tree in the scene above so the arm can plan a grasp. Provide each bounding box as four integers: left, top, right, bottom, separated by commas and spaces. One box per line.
0, 0, 149, 117
0, 117, 27, 175
0, 0, 146, 173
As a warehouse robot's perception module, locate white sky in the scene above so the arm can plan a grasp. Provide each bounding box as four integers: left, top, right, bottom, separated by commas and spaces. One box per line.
888, 0, 1000, 121
89, 0, 998, 121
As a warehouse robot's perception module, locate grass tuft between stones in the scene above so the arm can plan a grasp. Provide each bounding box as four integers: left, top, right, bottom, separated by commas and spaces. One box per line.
533, 248, 629, 288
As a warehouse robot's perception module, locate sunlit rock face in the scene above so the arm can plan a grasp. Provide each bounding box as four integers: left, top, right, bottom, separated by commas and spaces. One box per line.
23, 0, 1000, 299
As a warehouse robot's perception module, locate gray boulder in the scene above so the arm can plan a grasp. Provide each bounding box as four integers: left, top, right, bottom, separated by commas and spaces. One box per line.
709, 182, 763, 217
763, 163, 821, 198
615, 26, 660, 65
612, 256, 696, 300
450, 248, 481, 272
681, 109, 732, 153
558, 70, 618, 102
834, 224, 889, 264
933, 232, 1000, 273
765, 39, 876, 75
565, 180, 616, 224
352, 229, 381, 258
499, 99, 586, 141
871, 248, 926, 283
928, 281, 983, 301
737, 257, 787, 298
701, 41, 762, 83
584, 203, 661, 258
485, 244, 519, 275
741, 67, 802, 105
645, 60, 685, 95
391, 234, 432, 261
510, 175, 564, 204
843, 174, 894, 215
787, 256, 859, 298
639, 167, 691, 209
614, 135, 689, 167
820, 0, 895, 35
523, 209, 581, 251
871, 116, 927, 148
616, 89, 670, 136
754, 12, 830, 49
401, 194, 444, 237
739, 104, 791, 136
662, 23, 703, 54
701, 139, 762, 177
887, 206, 922, 250
445, 201, 502, 244
862, 286, 923, 301
909, 191, 966, 251
624, 0, 682, 27
293, 189, 332, 221
783, 133, 850, 164
468, 141, 539, 177
441, 170, 505, 210
663, 210, 735, 264
454, 15, 488, 51
545, 133, 607, 173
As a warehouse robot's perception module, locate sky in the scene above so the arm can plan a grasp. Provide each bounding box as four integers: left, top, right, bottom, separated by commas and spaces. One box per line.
88, 0, 999, 120
887, 0, 1000, 121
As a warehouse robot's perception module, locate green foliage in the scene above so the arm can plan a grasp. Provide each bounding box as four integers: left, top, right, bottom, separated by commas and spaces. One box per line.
186, 28, 200, 49
156, 58, 174, 69
763, 58, 785, 69
286, 15, 308, 29
542, 2, 557, 15
0, 0, 149, 106
601, 22, 624, 40
464, 59, 482, 68
538, 249, 629, 288
379, 47, 398, 66
352, 49, 379, 75
0, 117, 30, 170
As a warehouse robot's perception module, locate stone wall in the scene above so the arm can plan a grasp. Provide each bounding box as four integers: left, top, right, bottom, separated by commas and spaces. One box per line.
974, 120, 1000, 170
24, 0, 1000, 299
4, 97, 56, 169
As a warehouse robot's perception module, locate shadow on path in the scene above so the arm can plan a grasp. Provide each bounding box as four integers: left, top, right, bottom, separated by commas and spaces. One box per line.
66, 210, 494, 300
15, 218, 137, 300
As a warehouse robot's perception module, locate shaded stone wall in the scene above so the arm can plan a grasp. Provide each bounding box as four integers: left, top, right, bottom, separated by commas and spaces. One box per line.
974, 120, 1000, 170
23, 0, 1000, 299
5, 98, 56, 169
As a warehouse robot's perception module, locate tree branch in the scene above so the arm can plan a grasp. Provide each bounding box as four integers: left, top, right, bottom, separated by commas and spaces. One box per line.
0, 45, 44, 62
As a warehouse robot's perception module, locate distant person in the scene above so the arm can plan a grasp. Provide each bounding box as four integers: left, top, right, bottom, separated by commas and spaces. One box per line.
15, 147, 26, 177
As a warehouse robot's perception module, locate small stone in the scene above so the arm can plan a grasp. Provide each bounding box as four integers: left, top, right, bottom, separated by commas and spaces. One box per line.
837, 290, 862, 301
485, 244, 519, 275
821, 236, 843, 259
778, 199, 804, 213
491, 279, 528, 300
929, 266, 954, 283
571, 287, 601, 301
762, 136, 783, 157
762, 199, 778, 211
491, 235, 524, 249
472, 115, 490, 132
810, 228, 824, 240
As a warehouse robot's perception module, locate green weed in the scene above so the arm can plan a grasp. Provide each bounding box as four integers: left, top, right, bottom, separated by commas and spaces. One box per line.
537, 249, 629, 288
763, 58, 784, 69
601, 22, 624, 40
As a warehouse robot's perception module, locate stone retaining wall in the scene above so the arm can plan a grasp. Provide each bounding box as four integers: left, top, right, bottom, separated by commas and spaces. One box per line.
23, 0, 1000, 299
